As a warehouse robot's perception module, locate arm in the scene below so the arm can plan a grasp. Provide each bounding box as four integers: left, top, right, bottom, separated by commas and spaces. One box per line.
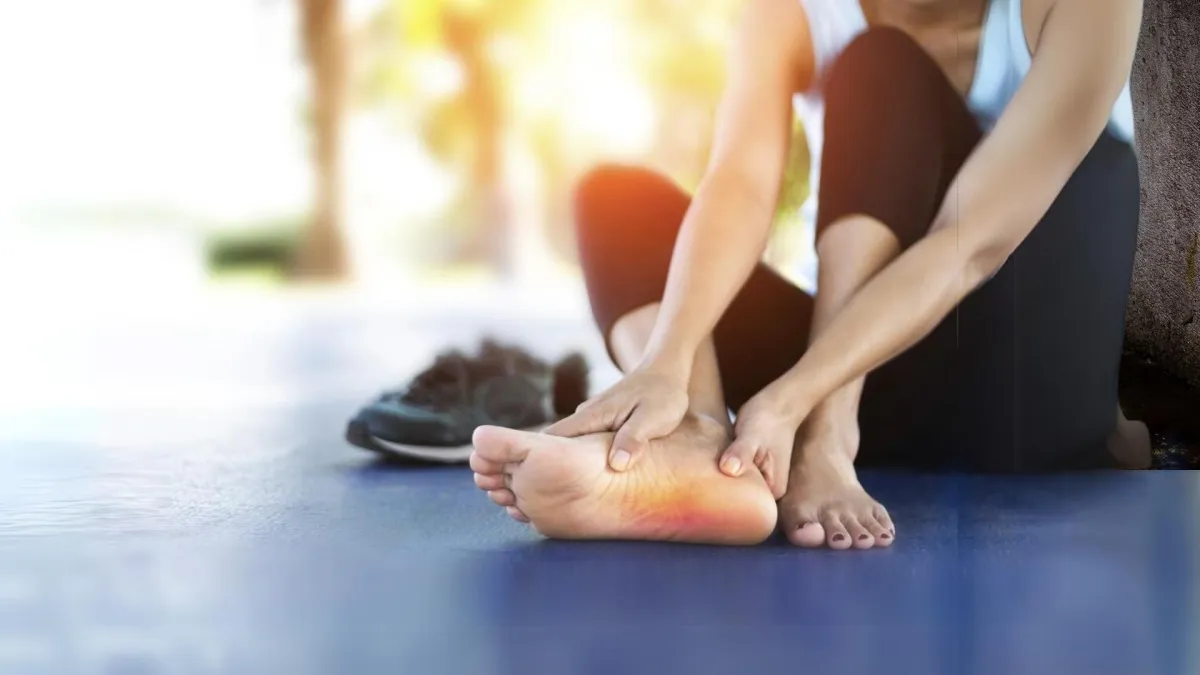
768, 0, 1143, 416
641, 0, 814, 378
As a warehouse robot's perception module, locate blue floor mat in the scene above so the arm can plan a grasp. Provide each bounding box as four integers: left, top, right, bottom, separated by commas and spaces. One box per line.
3, 422, 1197, 675
2, 303, 1196, 675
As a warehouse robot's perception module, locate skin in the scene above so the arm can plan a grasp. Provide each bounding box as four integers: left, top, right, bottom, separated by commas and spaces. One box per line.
481, 0, 1148, 548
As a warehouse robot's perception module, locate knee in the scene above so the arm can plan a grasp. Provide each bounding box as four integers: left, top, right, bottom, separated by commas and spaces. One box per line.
572, 163, 686, 258
824, 27, 939, 111
572, 164, 633, 237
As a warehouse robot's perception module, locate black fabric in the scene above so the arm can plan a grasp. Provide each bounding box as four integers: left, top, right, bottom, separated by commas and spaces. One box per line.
572, 28, 1140, 472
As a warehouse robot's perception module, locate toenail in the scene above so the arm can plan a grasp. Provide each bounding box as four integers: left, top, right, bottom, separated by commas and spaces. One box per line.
857, 534, 869, 541
880, 532, 892, 540
832, 533, 846, 542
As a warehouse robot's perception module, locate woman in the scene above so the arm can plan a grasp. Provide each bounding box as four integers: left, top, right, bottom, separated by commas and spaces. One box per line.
470, 0, 1149, 549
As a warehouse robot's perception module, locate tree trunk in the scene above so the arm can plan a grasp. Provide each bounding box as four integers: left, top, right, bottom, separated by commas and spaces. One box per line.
1128, 0, 1200, 384
443, 9, 518, 279
294, 0, 350, 280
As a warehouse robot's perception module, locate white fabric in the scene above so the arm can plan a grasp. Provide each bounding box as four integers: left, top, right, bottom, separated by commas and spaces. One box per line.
788, 0, 1135, 291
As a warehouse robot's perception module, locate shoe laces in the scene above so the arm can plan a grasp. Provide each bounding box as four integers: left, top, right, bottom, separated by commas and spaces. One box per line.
389, 342, 545, 407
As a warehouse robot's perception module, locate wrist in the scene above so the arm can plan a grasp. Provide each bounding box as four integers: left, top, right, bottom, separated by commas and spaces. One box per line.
769, 370, 819, 425
640, 335, 697, 383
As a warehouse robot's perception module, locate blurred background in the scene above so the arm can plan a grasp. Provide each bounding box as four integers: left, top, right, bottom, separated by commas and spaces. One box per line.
0, 0, 813, 296
0, 0, 820, 428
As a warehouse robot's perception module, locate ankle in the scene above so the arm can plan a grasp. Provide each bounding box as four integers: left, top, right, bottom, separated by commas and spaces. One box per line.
800, 417, 860, 456
688, 409, 734, 437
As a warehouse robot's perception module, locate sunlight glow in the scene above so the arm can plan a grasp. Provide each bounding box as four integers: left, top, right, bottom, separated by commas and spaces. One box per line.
516, 10, 655, 157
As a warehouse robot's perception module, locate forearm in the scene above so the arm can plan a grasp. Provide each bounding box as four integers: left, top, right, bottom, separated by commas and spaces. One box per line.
775, 225, 994, 415
641, 166, 777, 374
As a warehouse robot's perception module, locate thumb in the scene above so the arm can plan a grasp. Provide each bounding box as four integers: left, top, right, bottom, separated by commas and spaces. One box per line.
608, 405, 673, 472
719, 437, 759, 478
543, 402, 610, 438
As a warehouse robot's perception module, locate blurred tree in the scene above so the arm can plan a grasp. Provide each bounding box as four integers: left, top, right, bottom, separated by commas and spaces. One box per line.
352, 0, 809, 273
293, 0, 350, 279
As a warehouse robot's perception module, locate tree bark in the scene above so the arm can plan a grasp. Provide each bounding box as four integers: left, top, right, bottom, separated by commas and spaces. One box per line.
1128, 0, 1200, 384
294, 0, 350, 280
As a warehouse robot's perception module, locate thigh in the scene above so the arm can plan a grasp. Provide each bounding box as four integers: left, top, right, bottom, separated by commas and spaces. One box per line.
945, 133, 1142, 471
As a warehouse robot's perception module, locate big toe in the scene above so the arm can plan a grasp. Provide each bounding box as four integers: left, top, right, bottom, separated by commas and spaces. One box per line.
788, 522, 827, 548
472, 425, 538, 465
781, 504, 826, 548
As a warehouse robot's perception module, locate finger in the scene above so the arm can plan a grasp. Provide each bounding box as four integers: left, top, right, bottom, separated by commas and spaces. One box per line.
845, 517, 875, 549
506, 506, 530, 523
753, 449, 787, 500
474, 472, 507, 491
719, 438, 758, 478
543, 402, 615, 438
821, 511, 852, 550
608, 405, 673, 472
488, 489, 516, 507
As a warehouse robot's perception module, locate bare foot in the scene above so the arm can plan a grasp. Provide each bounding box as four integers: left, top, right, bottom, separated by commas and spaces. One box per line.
778, 434, 894, 551
469, 414, 777, 545
1109, 408, 1152, 469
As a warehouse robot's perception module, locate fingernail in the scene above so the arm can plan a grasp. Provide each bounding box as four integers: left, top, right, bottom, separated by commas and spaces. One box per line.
722, 457, 742, 475
832, 533, 846, 543
610, 450, 631, 471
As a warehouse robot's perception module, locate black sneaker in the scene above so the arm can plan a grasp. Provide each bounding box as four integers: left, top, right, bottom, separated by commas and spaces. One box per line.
345, 339, 589, 463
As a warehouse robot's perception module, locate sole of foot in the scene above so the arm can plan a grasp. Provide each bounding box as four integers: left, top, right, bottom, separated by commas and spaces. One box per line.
778, 438, 895, 551
470, 414, 778, 545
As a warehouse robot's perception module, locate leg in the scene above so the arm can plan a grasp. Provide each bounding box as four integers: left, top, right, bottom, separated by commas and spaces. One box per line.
470, 166, 808, 544
951, 131, 1147, 471
777, 28, 985, 546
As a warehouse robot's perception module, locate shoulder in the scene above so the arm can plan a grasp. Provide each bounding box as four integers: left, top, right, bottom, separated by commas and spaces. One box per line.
734, 0, 819, 92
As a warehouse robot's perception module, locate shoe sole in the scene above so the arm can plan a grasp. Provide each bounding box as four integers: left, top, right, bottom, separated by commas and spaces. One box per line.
345, 417, 545, 464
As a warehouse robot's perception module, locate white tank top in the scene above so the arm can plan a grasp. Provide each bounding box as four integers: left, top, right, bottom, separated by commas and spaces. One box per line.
789, 0, 1136, 290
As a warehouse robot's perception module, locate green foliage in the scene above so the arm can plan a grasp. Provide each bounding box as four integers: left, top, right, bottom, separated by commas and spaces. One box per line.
776, 116, 811, 224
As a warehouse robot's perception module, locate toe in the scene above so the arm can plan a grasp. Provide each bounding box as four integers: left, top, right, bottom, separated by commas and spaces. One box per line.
845, 517, 875, 549
473, 426, 555, 465
790, 522, 827, 548
781, 501, 826, 548
474, 472, 506, 491
873, 505, 896, 537
866, 516, 894, 547
820, 512, 852, 550
506, 506, 530, 523
469, 452, 505, 476
488, 489, 516, 507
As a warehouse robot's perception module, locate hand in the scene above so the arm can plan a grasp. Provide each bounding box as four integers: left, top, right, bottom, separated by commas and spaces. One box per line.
544, 365, 690, 472
721, 386, 810, 499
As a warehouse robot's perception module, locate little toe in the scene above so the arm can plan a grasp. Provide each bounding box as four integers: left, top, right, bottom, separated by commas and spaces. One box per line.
488, 489, 517, 507
821, 512, 853, 550
506, 506, 530, 523
474, 472, 506, 491
867, 518, 894, 547
873, 506, 896, 537
845, 518, 875, 549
